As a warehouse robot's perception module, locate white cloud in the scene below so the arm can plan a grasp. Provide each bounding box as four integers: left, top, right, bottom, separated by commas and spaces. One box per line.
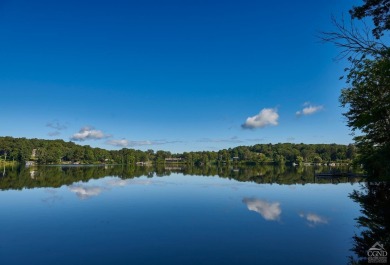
48, 131, 61, 136
243, 198, 281, 221
129, 140, 153, 146
197, 136, 244, 143
299, 212, 328, 226
106, 138, 181, 147
69, 185, 102, 199
106, 139, 154, 147
106, 139, 131, 147
242, 108, 279, 129
198, 136, 265, 143
46, 120, 67, 130
152, 140, 182, 145
245, 138, 265, 142
296, 104, 323, 116
70, 126, 110, 141
46, 120, 67, 137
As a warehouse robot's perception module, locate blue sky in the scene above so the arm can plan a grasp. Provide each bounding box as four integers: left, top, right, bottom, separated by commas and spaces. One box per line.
0, 0, 356, 152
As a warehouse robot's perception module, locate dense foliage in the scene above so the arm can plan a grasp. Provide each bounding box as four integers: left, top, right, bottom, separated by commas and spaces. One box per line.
323, 0, 390, 178
0, 136, 356, 166
341, 54, 390, 177
350, 0, 390, 39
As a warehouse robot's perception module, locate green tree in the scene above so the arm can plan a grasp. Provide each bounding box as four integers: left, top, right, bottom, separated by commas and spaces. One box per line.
346, 144, 357, 160
341, 48, 390, 177
350, 0, 390, 39
313, 156, 323, 163
273, 154, 285, 165
84, 146, 96, 162
257, 153, 267, 163
321, 2, 389, 178
296, 155, 304, 165
341, 56, 390, 145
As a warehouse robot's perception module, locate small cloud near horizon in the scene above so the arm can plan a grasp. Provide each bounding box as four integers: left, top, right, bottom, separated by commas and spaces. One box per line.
198, 137, 265, 144
106, 138, 182, 147
242, 108, 279, 129
197, 136, 244, 143
106, 139, 151, 147
296, 103, 324, 116
71, 126, 111, 141
46, 120, 67, 137
245, 138, 265, 142
48, 131, 61, 137
106, 139, 132, 147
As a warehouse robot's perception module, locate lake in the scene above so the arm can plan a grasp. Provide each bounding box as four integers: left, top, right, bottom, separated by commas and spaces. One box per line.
0, 165, 380, 264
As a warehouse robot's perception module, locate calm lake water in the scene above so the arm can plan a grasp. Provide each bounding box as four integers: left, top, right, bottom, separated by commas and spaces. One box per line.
0, 165, 372, 264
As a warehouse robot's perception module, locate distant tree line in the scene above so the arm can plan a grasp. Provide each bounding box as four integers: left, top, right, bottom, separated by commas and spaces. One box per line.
0, 136, 356, 166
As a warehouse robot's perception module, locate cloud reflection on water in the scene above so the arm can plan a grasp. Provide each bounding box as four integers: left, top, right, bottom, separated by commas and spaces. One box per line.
69, 185, 103, 199
107, 178, 152, 187
42, 189, 63, 204
243, 198, 281, 221
68, 178, 155, 199
299, 212, 328, 227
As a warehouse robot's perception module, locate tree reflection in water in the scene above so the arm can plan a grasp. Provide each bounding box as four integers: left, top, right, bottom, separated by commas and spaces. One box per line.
348, 182, 390, 264
0, 164, 363, 190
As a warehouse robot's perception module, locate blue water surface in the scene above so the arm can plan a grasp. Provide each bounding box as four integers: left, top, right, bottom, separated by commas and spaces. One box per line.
0, 173, 361, 265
